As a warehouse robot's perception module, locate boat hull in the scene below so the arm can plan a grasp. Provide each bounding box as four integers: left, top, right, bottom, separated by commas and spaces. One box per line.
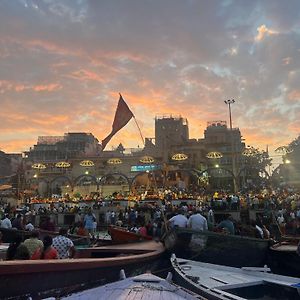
58, 273, 201, 299
164, 228, 269, 267
0, 240, 164, 298
171, 255, 300, 300
268, 242, 300, 277
108, 225, 152, 243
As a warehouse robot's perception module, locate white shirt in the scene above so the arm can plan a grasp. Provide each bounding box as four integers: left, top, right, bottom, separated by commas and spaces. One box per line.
188, 213, 208, 231
53, 235, 74, 259
277, 215, 285, 224
256, 225, 264, 238
1, 217, 12, 229
169, 214, 188, 228
25, 223, 34, 231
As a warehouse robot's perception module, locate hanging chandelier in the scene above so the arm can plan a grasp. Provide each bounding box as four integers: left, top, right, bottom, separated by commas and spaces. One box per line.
139, 156, 155, 163
31, 163, 46, 169
107, 158, 123, 165
79, 160, 95, 167
206, 151, 223, 159
55, 161, 71, 168
171, 153, 188, 161
275, 146, 293, 155
242, 146, 259, 157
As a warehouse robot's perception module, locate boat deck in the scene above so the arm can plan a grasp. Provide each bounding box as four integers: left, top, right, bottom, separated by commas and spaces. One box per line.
46, 273, 205, 300
271, 244, 297, 252
172, 256, 300, 300
174, 257, 300, 290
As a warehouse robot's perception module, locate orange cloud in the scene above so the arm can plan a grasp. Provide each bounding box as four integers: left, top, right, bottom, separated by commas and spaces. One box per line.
0, 80, 62, 93
33, 83, 62, 92
0, 138, 36, 153
67, 69, 106, 83
288, 90, 300, 101
255, 24, 278, 42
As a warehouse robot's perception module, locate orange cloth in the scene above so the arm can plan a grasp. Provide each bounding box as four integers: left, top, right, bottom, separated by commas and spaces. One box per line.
31, 246, 58, 260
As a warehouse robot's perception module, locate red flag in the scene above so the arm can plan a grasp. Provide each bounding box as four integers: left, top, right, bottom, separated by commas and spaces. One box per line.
102, 94, 134, 150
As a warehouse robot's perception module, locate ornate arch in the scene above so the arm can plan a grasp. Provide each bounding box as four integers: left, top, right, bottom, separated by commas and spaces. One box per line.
194, 167, 236, 178
50, 175, 72, 186
74, 174, 98, 186
99, 172, 130, 186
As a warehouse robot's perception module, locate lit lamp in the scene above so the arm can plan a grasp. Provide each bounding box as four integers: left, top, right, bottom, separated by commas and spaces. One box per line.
55, 161, 71, 174
171, 153, 188, 161
107, 158, 123, 165
79, 160, 95, 167
80, 160, 94, 175
275, 146, 293, 155
31, 163, 46, 178
242, 146, 259, 157
55, 161, 71, 168
139, 156, 155, 164
206, 151, 223, 168
31, 163, 46, 170
275, 146, 293, 164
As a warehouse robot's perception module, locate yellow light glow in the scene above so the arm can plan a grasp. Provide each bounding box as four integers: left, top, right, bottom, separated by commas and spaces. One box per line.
171, 153, 188, 161
139, 156, 155, 163
107, 158, 123, 165
206, 151, 223, 159
275, 146, 293, 155
55, 161, 71, 168
79, 160, 94, 167
31, 163, 46, 169
242, 146, 259, 157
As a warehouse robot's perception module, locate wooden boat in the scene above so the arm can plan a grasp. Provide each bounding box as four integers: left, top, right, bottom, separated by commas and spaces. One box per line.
52, 271, 204, 299
268, 241, 300, 277
164, 227, 270, 267
0, 227, 31, 243
171, 254, 300, 300
0, 240, 165, 298
108, 225, 152, 243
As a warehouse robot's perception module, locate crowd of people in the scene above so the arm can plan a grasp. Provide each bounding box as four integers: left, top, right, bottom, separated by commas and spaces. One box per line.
1, 187, 300, 261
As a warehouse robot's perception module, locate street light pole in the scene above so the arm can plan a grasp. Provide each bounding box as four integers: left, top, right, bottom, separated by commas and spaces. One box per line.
224, 99, 238, 193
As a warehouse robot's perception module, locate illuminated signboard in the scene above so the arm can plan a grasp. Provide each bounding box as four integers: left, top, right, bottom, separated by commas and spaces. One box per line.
130, 165, 160, 172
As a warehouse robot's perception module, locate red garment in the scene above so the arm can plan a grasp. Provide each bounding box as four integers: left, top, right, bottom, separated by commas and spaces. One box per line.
139, 226, 147, 236
77, 227, 88, 236
31, 246, 58, 260
43, 247, 58, 259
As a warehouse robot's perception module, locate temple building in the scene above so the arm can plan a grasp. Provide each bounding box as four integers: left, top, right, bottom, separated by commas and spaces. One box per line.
19, 115, 248, 197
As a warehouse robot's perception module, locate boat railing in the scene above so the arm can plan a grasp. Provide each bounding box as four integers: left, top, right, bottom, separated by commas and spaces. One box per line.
174, 227, 270, 242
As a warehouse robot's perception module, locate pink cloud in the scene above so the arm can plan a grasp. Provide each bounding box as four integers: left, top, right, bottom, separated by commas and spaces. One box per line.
288, 90, 300, 101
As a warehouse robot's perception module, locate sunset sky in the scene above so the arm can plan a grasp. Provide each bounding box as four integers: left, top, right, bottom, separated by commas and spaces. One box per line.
0, 0, 299, 164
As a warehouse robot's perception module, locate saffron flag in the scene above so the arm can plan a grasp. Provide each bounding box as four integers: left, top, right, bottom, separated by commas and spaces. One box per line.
102, 94, 134, 150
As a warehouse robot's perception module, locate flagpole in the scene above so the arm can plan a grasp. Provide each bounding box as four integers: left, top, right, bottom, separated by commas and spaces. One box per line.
133, 116, 145, 146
